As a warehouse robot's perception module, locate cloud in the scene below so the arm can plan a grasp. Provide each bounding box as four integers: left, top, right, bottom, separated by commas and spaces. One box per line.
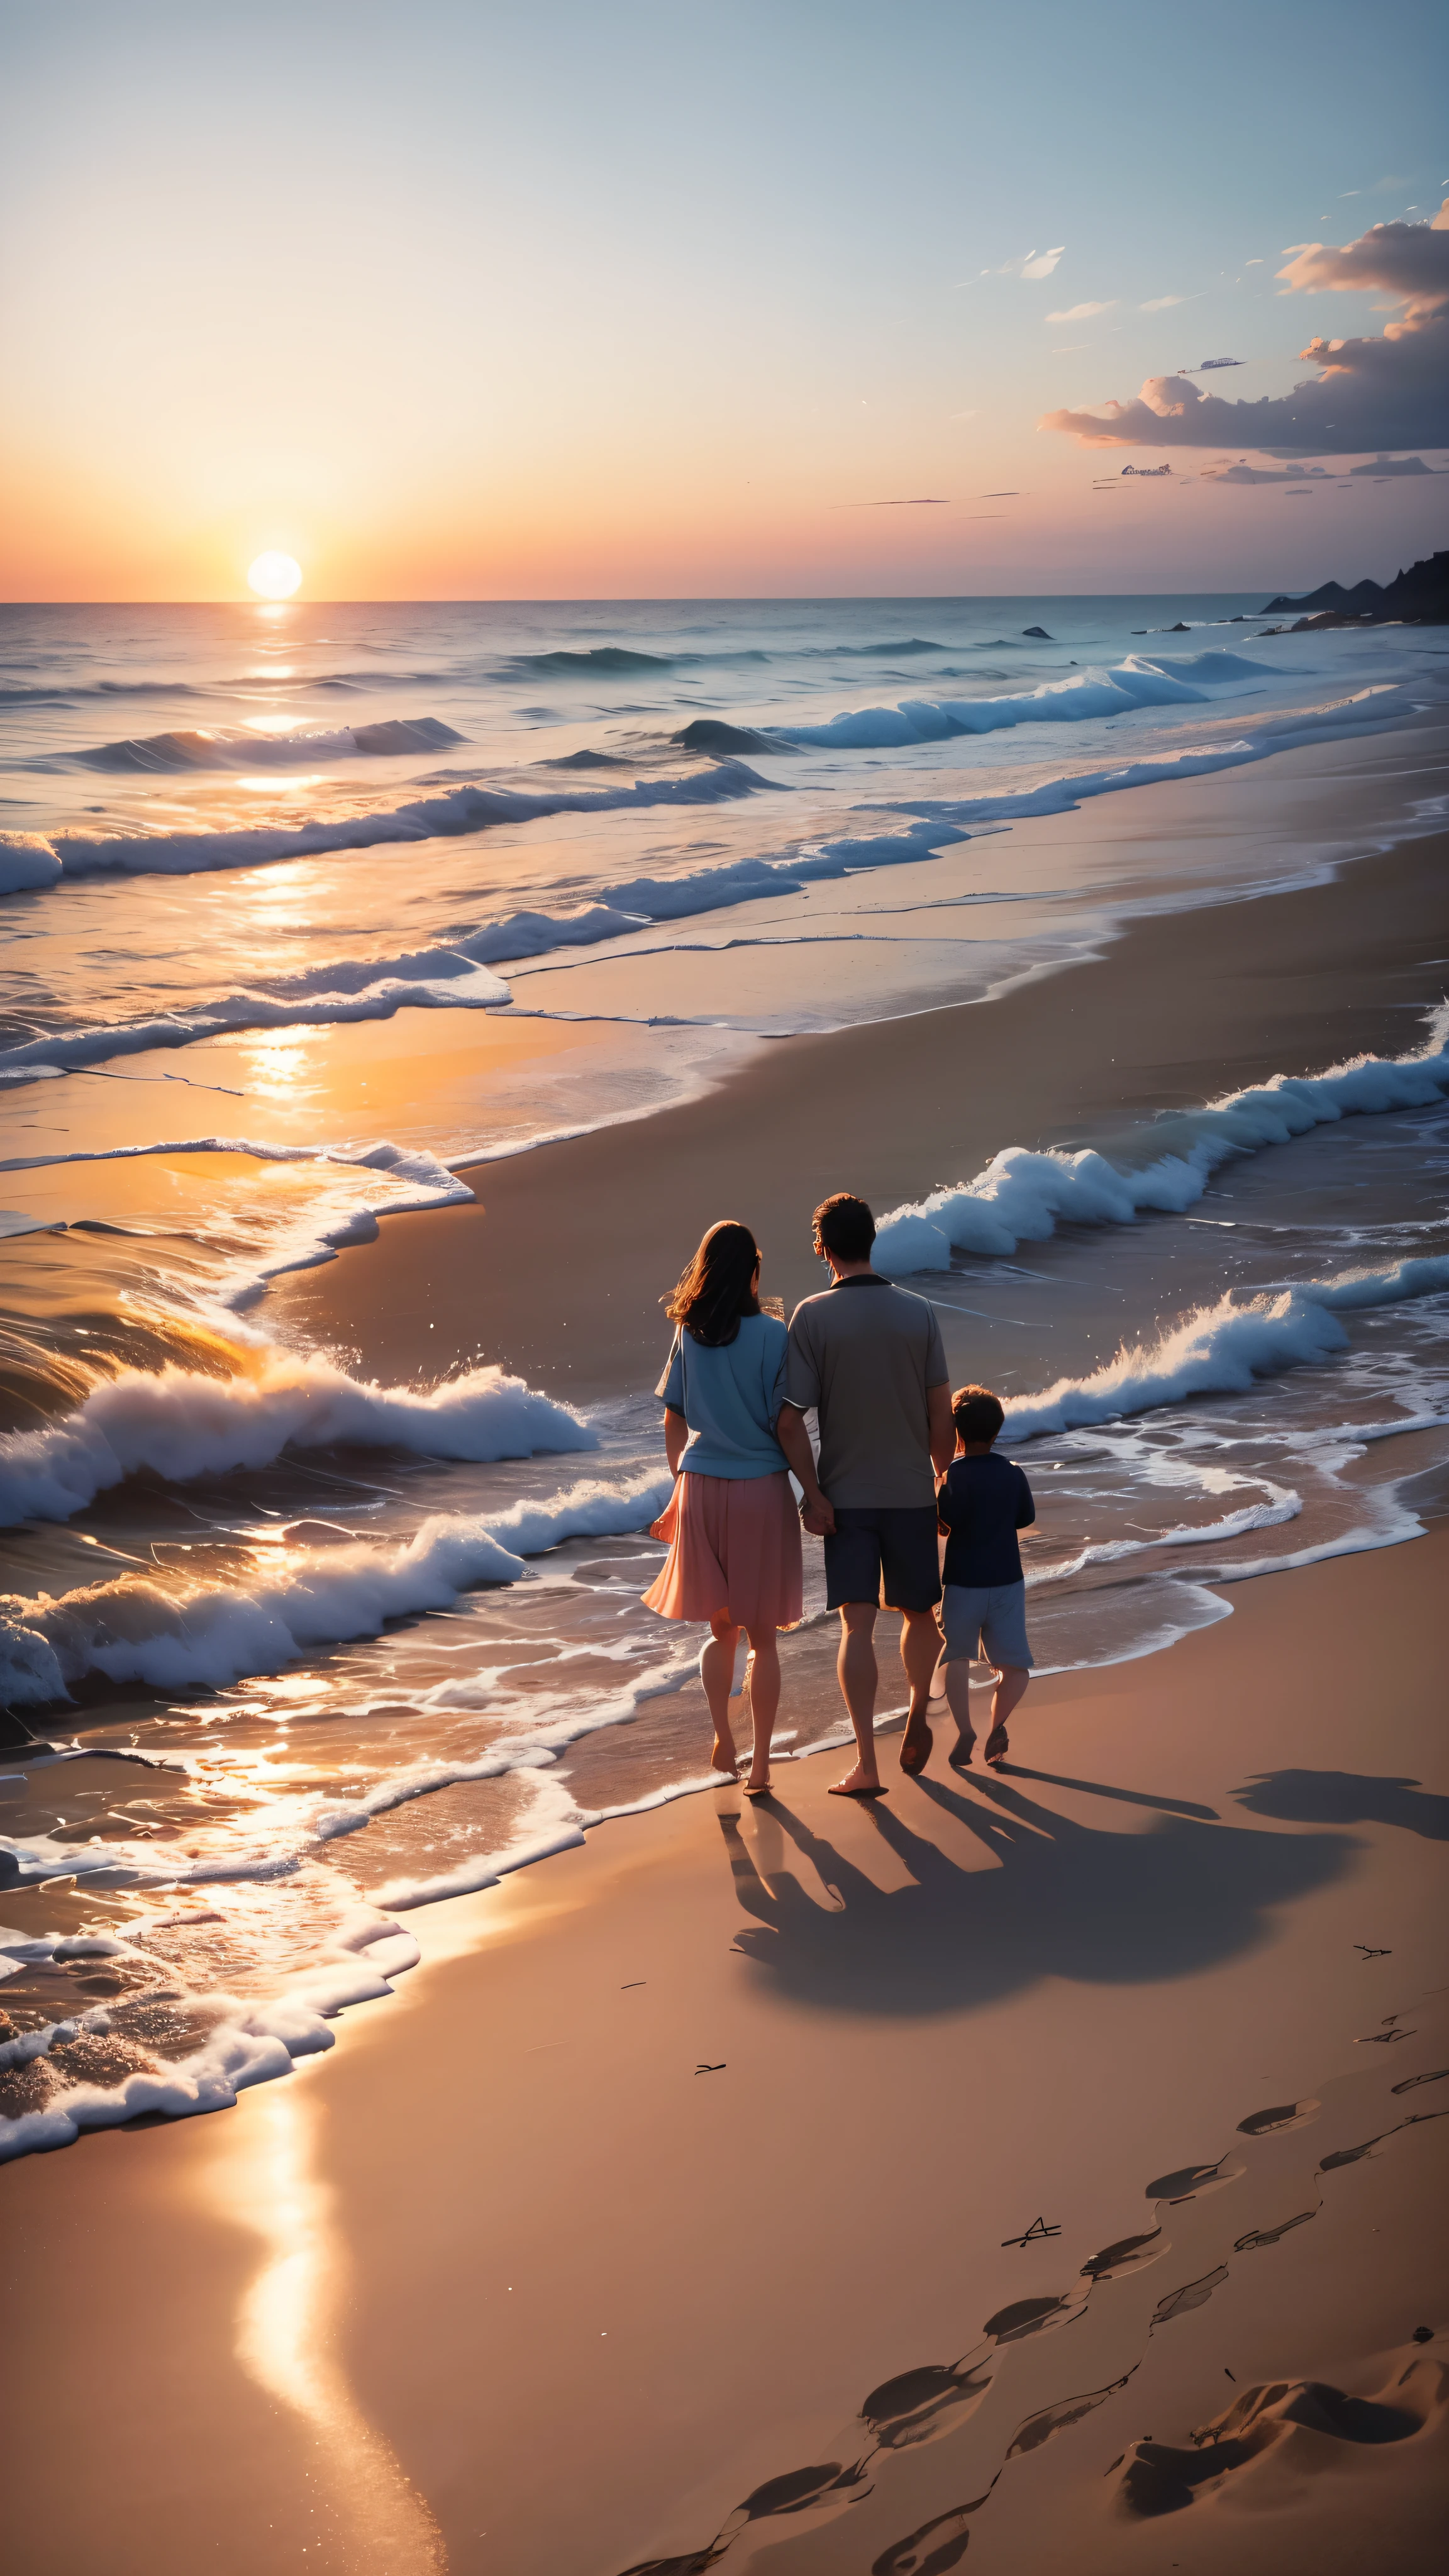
1205, 462, 1335, 484
1277, 214, 1449, 319
1201, 451, 1442, 485
1040, 201, 1449, 456
1193, 357, 1245, 370
1046, 300, 1113, 321
1141, 294, 1185, 311
1001, 245, 1065, 280
831, 497, 952, 509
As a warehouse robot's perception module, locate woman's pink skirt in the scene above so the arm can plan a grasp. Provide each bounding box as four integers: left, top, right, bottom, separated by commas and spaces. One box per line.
643, 1470, 802, 1630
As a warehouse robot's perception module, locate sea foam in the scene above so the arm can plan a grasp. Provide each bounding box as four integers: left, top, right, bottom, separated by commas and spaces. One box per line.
777, 649, 1281, 748
0, 1350, 596, 1531
0, 1905, 422, 2162
1001, 1257, 1449, 1443
0, 1470, 673, 1705
3, 755, 775, 891
873, 1011, 1449, 1276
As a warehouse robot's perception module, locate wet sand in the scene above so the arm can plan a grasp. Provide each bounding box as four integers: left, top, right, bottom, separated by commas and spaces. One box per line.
5, 1523, 1446, 2575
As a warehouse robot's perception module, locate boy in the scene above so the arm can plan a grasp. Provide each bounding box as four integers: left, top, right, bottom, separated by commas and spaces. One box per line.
935, 1384, 1035, 1769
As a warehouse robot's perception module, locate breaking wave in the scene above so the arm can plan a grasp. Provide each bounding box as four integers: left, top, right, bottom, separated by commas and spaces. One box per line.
0, 1348, 596, 1531
67, 716, 465, 774
777, 649, 1281, 748
1002, 1256, 1449, 1443
0, 1472, 671, 1704
0, 755, 776, 895
874, 1009, 1449, 1275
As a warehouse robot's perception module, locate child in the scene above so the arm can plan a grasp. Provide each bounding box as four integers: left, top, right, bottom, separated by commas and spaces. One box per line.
935, 1385, 1035, 1769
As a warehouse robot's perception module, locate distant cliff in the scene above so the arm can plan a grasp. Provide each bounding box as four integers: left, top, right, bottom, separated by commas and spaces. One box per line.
1261, 550, 1449, 626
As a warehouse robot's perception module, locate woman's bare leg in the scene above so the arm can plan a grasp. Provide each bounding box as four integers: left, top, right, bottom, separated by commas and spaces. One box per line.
943, 1660, 977, 1765
984, 1665, 1030, 1765
701, 1615, 741, 1775
742, 1625, 780, 1789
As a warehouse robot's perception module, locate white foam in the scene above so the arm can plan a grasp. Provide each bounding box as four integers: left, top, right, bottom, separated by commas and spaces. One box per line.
1002, 1257, 1449, 1444
9, 756, 775, 891
1026, 1482, 1304, 1583
779, 649, 1283, 748
0, 1348, 596, 1533
0, 1901, 423, 2163
0, 1471, 674, 1706
875, 1011, 1449, 1275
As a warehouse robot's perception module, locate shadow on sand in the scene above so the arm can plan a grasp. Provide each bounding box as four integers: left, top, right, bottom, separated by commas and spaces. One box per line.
719, 1768, 1354, 2018
1233, 1768, 1449, 1841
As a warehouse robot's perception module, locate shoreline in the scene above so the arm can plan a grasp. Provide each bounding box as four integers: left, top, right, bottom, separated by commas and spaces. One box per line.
6, 1521, 1446, 2575
273, 724, 1449, 1402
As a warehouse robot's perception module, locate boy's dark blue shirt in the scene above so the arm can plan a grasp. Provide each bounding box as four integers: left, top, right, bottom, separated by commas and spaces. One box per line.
936, 1451, 1035, 1587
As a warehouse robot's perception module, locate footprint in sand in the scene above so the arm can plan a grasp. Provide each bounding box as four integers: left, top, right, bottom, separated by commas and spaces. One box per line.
1111, 2348, 1448, 2519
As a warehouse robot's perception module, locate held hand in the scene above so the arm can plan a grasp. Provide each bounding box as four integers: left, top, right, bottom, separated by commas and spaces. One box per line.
801, 1494, 836, 1537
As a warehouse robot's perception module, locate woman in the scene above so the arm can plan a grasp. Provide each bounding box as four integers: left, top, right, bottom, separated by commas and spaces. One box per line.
643, 1219, 803, 1796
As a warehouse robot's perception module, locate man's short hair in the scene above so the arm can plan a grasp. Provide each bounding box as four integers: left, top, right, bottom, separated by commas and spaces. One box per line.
813, 1192, 876, 1262
952, 1384, 1004, 1445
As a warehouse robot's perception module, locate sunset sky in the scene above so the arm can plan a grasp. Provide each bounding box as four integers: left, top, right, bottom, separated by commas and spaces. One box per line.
2, 0, 1445, 599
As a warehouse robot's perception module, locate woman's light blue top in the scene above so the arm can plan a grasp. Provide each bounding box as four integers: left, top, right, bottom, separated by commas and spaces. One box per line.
655, 1313, 789, 1480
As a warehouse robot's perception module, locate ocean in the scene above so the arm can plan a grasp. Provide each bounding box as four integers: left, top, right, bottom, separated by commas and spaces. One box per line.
2, 592, 1446, 2158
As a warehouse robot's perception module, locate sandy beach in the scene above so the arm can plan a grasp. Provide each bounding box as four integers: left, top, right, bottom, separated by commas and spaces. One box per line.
6, 1521, 1445, 2575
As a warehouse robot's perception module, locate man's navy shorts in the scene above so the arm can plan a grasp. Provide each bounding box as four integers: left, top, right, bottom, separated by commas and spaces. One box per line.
824, 1505, 943, 1613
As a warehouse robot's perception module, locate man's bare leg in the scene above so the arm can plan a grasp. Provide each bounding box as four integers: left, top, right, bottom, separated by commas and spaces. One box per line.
830, 1602, 882, 1792
984, 1664, 1030, 1767
701, 1614, 742, 1776
899, 1607, 942, 1772
943, 1659, 977, 1765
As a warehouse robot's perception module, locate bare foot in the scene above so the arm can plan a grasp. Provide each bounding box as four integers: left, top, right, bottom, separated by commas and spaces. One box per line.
899, 1715, 933, 1776
984, 1726, 1009, 1768
948, 1731, 977, 1769
828, 1764, 887, 1798
743, 1774, 772, 1799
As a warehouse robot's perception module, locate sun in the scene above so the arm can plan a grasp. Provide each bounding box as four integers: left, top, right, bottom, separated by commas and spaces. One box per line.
248, 552, 303, 600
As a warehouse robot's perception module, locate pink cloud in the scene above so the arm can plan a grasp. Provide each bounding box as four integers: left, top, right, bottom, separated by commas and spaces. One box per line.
1040, 203, 1448, 457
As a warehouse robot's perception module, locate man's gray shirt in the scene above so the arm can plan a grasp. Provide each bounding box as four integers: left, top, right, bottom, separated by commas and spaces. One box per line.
784, 1275, 948, 1509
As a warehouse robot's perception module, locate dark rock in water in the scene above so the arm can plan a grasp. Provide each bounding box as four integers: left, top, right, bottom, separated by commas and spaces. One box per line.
1021, 625, 1052, 639
1261, 549, 1449, 624
673, 717, 787, 756
1167, 621, 1191, 632
543, 748, 627, 769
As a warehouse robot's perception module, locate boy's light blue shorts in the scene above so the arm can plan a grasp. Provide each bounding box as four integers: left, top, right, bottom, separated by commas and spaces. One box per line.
940, 1580, 1034, 1670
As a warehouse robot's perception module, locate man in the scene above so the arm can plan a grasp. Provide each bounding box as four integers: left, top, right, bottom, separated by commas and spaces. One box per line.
774, 1192, 954, 1796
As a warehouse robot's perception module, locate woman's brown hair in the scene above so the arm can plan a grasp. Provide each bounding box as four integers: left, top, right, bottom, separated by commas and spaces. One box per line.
664, 1219, 761, 1347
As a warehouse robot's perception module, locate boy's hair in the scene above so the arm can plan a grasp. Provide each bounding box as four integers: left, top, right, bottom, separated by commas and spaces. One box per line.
952, 1384, 1004, 1445
813, 1192, 876, 1262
